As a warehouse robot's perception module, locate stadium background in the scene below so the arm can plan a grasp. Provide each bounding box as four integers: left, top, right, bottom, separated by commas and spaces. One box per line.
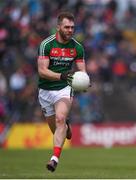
0, 0, 136, 149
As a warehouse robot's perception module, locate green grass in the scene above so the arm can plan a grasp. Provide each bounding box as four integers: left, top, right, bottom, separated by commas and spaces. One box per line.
0, 147, 136, 179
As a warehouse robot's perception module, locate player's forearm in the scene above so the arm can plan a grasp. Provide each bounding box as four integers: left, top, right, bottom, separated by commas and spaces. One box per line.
76, 62, 86, 72
38, 68, 61, 81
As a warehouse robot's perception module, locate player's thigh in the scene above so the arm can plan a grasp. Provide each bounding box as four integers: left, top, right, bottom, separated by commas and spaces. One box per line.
46, 115, 56, 134
55, 97, 73, 120
38, 89, 55, 117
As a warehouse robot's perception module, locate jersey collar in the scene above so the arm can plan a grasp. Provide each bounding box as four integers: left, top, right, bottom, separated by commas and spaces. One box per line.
55, 32, 59, 42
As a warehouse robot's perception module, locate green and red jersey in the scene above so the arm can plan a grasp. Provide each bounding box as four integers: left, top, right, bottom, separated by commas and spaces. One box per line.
38, 33, 85, 90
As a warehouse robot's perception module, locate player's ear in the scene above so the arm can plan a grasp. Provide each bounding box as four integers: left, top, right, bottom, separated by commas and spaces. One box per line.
56, 24, 60, 31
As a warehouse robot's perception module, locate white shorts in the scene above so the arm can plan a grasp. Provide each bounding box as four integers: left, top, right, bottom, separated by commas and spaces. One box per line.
38, 86, 73, 117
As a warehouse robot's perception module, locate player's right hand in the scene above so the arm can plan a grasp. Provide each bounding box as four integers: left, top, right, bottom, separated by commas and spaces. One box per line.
60, 72, 73, 86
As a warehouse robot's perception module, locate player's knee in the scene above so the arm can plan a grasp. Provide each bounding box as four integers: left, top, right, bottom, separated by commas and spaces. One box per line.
56, 114, 66, 127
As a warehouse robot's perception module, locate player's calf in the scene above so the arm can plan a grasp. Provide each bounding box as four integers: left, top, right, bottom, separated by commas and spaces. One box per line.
66, 120, 72, 140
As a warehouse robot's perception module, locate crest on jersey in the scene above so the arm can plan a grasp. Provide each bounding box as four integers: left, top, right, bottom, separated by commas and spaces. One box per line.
70, 49, 75, 55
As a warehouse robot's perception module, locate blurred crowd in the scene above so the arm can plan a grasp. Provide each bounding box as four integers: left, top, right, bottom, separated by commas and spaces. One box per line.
0, 0, 136, 124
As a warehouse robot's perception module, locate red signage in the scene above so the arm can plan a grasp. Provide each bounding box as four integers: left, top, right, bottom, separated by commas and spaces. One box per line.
0, 123, 5, 134
71, 123, 136, 147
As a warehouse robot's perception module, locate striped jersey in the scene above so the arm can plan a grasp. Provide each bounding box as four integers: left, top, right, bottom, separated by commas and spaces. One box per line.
38, 33, 85, 90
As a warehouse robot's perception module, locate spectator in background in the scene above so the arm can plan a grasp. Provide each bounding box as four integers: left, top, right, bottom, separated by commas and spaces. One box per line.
0, 71, 7, 96
99, 54, 113, 94
112, 58, 128, 82
0, 71, 7, 122
9, 68, 26, 92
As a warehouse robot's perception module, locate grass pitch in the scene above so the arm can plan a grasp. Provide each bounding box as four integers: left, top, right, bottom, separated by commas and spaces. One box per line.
0, 147, 136, 179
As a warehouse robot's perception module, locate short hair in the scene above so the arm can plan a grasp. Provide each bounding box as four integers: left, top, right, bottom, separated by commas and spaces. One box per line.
57, 11, 75, 24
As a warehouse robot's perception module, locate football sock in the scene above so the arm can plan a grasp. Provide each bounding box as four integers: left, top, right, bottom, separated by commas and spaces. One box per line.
51, 146, 62, 163
53, 146, 62, 158
51, 155, 59, 163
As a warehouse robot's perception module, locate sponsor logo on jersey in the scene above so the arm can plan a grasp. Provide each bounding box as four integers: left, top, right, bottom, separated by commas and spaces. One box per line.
50, 48, 76, 57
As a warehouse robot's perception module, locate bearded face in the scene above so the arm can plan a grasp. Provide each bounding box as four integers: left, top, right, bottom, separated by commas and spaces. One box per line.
57, 18, 75, 42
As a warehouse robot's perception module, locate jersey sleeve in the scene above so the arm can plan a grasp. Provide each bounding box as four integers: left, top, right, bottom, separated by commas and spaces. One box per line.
75, 44, 85, 63
38, 40, 50, 59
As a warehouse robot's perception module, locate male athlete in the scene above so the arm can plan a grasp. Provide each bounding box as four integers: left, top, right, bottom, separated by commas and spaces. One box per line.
38, 11, 86, 172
